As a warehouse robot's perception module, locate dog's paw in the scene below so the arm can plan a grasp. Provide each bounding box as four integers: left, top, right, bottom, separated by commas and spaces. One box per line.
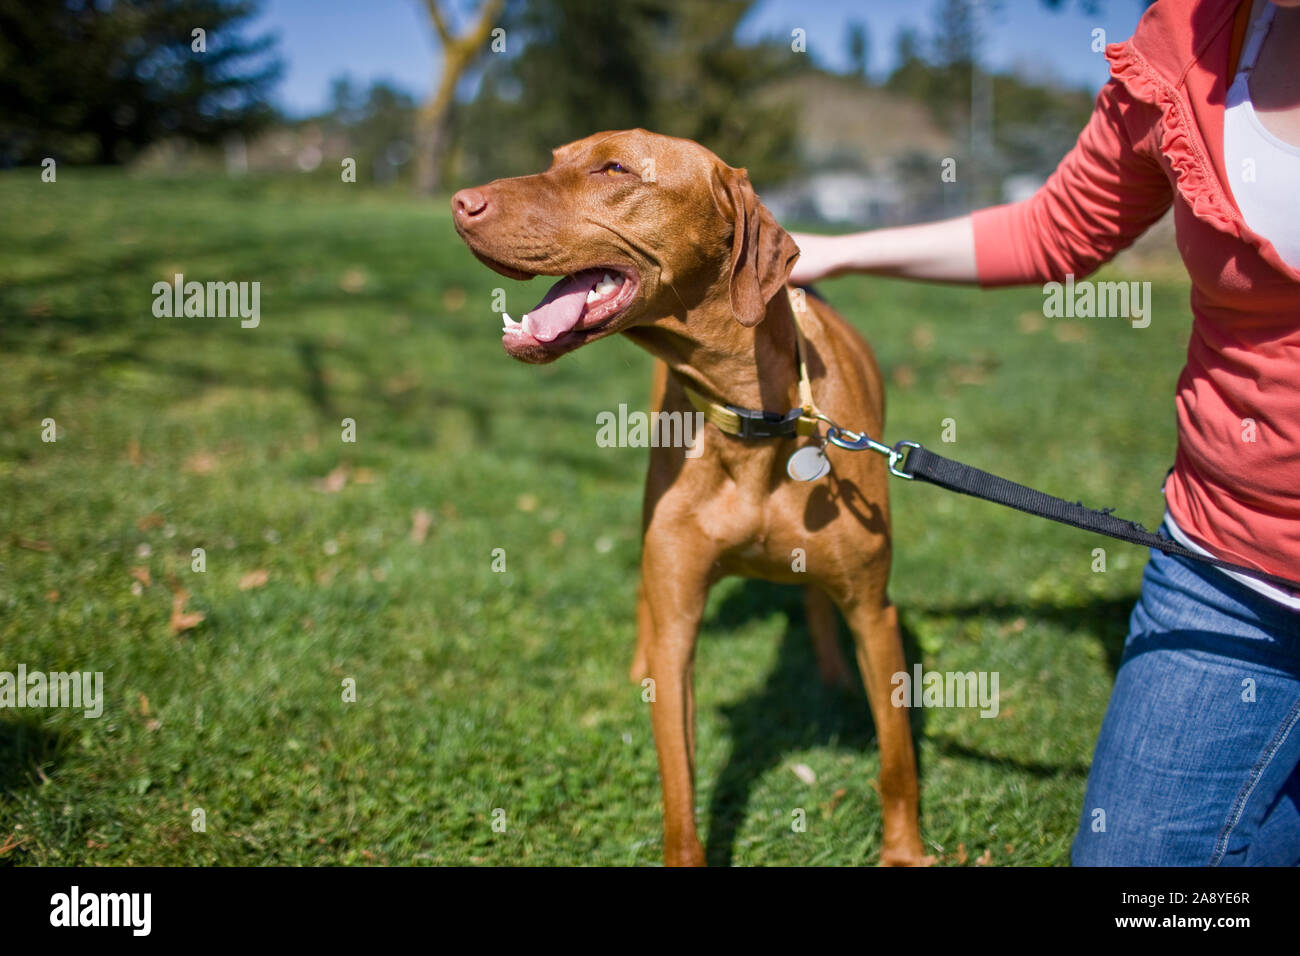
879, 848, 937, 867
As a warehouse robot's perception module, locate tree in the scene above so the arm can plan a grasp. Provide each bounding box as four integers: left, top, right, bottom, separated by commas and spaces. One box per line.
452, 0, 806, 187
414, 0, 505, 194
0, 0, 280, 165
846, 21, 870, 79
322, 77, 419, 184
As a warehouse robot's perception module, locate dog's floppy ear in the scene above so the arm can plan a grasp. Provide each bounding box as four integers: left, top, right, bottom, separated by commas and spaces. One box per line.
712, 164, 800, 327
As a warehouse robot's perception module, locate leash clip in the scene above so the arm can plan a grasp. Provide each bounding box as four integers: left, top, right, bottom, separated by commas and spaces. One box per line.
888, 440, 920, 480
825, 427, 919, 481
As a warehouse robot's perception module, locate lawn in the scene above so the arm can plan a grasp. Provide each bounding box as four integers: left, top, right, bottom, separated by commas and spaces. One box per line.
0, 169, 1191, 865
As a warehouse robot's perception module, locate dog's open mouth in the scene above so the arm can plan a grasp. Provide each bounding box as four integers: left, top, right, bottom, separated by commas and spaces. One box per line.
498, 266, 639, 353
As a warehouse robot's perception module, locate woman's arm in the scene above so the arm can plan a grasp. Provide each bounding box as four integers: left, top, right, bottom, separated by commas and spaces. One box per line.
789, 217, 977, 285
789, 78, 1173, 289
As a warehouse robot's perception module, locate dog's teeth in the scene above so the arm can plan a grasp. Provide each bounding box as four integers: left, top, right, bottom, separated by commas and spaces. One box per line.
521, 313, 533, 334
613, 273, 625, 285
586, 288, 600, 304
502, 313, 520, 327
593, 274, 619, 297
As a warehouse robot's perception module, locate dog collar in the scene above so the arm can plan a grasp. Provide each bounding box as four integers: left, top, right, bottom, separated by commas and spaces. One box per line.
680, 288, 826, 441
683, 386, 820, 439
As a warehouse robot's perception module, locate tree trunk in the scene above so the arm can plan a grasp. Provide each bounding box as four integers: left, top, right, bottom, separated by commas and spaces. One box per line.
414, 0, 504, 195
414, 55, 463, 195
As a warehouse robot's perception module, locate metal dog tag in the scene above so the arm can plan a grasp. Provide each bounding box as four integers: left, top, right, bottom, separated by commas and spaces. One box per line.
787, 445, 831, 482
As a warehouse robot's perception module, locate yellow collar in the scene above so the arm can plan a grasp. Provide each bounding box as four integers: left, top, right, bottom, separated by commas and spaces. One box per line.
680, 287, 825, 440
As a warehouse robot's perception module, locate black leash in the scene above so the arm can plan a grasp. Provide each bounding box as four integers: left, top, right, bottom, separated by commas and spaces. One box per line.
823, 430, 1300, 594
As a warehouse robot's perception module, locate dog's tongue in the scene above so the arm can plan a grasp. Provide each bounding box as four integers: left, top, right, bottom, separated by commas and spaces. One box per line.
528, 274, 593, 343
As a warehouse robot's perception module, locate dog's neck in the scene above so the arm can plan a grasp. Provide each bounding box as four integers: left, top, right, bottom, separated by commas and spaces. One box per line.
623, 287, 802, 413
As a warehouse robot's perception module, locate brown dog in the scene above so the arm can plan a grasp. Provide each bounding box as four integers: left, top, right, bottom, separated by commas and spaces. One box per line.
452, 129, 927, 867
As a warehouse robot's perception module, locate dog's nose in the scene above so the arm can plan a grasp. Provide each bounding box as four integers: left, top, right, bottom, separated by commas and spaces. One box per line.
452, 187, 489, 221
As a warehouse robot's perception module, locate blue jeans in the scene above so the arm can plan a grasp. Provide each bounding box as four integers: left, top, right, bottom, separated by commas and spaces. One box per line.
1071, 542, 1300, 866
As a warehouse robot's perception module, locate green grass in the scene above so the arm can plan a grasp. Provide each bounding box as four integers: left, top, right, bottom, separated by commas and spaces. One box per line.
0, 170, 1190, 866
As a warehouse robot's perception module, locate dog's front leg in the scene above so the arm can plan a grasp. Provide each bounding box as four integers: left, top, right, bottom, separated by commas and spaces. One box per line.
639, 534, 710, 867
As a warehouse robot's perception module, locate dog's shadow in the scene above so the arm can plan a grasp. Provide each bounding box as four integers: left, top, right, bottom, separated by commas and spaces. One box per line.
0, 716, 69, 794
700, 580, 925, 867
698, 580, 1132, 866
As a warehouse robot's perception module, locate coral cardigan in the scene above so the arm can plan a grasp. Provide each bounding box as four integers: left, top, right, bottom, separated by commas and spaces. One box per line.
972, 0, 1300, 591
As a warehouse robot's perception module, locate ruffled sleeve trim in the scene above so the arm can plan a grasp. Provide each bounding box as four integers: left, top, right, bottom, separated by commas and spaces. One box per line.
1105, 39, 1300, 280
1104, 41, 1237, 235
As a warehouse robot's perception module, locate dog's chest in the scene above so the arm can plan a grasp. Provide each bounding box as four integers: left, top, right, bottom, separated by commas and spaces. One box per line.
667, 445, 826, 574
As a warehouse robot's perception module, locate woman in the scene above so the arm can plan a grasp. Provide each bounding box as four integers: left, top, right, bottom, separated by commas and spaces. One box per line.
791, 0, 1300, 866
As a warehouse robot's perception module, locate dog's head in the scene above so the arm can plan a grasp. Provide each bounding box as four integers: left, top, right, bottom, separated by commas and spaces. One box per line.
451, 129, 799, 363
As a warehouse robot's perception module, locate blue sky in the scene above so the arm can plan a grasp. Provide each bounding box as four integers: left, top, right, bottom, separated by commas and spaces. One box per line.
257, 0, 1146, 117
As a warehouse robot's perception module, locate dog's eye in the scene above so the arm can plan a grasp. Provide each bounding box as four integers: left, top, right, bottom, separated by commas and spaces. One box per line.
602, 162, 630, 176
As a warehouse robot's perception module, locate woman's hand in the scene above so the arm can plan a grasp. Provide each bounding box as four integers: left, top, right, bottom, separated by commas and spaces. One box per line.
788, 232, 848, 285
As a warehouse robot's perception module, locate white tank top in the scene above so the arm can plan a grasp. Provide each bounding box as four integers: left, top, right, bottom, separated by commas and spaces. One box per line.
1223, 2, 1300, 269
1168, 1, 1300, 607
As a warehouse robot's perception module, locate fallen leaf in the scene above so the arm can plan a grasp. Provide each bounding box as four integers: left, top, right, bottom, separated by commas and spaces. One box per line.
46, 589, 59, 603
442, 287, 467, 311
238, 569, 269, 590
138, 693, 151, 717
410, 508, 433, 544
954, 842, 968, 865
0, 832, 25, 857
319, 465, 349, 493
1017, 311, 1044, 334
339, 268, 367, 293
382, 372, 420, 396
827, 788, 848, 814
1053, 321, 1089, 343
130, 566, 151, 586
169, 587, 204, 635
183, 452, 217, 475
16, 538, 52, 552
891, 365, 916, 389
975, 848, 993, 866
136, 513, 165, 532
947, 363, 989, 386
